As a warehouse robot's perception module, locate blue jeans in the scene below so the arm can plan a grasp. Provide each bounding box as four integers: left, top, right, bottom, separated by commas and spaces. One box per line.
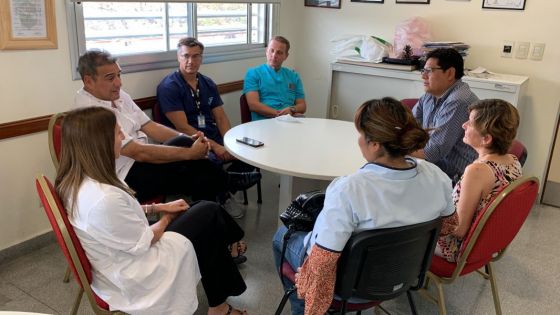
272, 226, 308, 315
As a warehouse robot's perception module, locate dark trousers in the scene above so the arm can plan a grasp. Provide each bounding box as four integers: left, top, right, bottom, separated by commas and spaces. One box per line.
124, 135, 227, 202
166, 200, 247, 307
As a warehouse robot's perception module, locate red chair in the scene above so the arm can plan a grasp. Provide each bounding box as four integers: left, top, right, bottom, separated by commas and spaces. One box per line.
240, 94, 253, 124
35, 175, 124, 315
47, 112, 65, 171
508, 139, 528, 166
237, 94, 262, 204
401, 98, 419, 111
421, 176, 539, 315
152, 101, 163, 123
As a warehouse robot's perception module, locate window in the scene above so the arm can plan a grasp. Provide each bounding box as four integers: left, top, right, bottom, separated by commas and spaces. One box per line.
67, 1, 277, 79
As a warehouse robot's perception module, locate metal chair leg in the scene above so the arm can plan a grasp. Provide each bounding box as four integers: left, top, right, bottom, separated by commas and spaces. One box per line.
275, 287, 296, 315
340, 300, 347, 315
486, 262, 502, 315
242, 189, 249, 205
434, 280, 447, 315
257, 179, 263, 204
71, 287, 84, 315
419, 273, 447, 315
407, 291, 418, 315
63, 266, 71, 283
256, 168, 262, 204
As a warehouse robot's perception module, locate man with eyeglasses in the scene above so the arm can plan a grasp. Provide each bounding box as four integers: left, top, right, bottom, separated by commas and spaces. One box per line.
411, 48, 478, 182
157, 37, 258, 219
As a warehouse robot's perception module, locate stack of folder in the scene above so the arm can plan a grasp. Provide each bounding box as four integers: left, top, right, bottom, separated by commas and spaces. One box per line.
422, 41, 470, 58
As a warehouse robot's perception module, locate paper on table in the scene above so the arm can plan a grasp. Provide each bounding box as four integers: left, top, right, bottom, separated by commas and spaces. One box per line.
467, 66, 498, 79
276, 114, 303, 123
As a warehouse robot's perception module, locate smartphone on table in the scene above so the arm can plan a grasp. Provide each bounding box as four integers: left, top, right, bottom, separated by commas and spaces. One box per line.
236, 137, 264, 147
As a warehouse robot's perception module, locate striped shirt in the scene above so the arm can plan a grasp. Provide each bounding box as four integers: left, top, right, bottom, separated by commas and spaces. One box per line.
413, 79, 478, 179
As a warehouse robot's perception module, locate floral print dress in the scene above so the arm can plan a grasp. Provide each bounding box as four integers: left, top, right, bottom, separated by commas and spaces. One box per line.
437, 155, 522, 262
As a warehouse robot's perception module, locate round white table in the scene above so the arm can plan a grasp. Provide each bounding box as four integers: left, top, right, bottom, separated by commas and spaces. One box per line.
224, 117, 365, 214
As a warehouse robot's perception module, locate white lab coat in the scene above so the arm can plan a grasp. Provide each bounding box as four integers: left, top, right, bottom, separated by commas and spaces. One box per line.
69, 177, 200, 314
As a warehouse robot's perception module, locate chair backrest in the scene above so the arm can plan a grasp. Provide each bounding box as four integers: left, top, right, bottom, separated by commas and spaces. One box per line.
508, 139, 528, 166
454, 176, 539, 276
152, 101, 163, 123
240, 94, 252, 124
48, 112, 66, 170
35, 175, 111, 312
400, 98, 418, 111
335, 217, 442, 302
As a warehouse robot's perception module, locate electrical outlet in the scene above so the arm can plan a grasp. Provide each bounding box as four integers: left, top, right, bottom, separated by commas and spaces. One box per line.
530, 43, 546, 61
516, 42, 530, 59
501, 40, 514, 58
331, 104, 339, 118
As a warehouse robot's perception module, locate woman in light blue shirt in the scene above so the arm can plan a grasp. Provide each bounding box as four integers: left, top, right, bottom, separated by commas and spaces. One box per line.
272, 97, 458, 315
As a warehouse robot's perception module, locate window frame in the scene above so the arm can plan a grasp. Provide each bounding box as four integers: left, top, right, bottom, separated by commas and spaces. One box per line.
66, 1, 278, 80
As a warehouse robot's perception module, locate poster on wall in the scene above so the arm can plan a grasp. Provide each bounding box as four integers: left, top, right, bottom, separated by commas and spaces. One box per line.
0, 0, 57, 50
482, 0, 526, 10
304, 0, 341, 8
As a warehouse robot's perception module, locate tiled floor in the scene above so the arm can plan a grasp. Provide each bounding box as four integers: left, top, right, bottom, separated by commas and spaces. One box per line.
1, 170, 559, 314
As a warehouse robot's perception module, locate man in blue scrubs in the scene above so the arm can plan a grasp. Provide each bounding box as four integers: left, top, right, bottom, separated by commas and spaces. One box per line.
243, 36, 307, 120
157, 37, 234, 162
157, 37, 257, 218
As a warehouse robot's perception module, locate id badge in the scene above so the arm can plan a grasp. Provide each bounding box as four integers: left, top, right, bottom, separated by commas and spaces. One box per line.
198, 114, 206, 128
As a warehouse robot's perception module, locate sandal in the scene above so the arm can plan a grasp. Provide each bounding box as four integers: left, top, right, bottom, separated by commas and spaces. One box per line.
225, 303, 248, 315
229, 241, 248, 264
235, 241, 247, 255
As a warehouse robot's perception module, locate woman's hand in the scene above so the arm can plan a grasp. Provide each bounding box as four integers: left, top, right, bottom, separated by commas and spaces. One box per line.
159, 199, 190, 213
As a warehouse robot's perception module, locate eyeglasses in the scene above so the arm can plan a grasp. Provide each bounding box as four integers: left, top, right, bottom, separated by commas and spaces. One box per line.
180, 53, 202, 61
420, 67, 443, 75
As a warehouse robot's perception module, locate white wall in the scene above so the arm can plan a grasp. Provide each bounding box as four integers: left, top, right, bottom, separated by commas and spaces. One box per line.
290, 1, 559, 190
0, 0, 299, 250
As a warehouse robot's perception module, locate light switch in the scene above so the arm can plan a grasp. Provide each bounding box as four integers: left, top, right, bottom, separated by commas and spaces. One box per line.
531, 43, 545, 61
516, 42, 530, 59
501, 40, 514, 58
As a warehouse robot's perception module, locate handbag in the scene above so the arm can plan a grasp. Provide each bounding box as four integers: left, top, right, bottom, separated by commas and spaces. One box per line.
280, 190, 325, 232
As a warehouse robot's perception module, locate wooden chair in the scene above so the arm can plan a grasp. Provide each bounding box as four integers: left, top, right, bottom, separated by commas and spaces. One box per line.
275, 217, 443, 315
35, 175, 125, 315
421, 176, 539, 315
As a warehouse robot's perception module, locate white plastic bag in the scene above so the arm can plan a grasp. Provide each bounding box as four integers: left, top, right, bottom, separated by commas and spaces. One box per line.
331, 35, 391, 63
393, 17, 432, 57
330, 35, 362, 59
359, 36, 391, 63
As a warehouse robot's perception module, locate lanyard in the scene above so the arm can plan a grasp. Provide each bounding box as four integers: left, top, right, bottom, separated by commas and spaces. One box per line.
188, 76, 201, 114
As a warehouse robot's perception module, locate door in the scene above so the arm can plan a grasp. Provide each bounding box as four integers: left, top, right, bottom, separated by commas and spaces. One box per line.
542, 105, 560, 207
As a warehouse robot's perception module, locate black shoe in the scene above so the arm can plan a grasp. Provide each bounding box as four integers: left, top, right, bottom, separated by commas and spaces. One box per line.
232, 254, 247, 265
228, 171, 261, 192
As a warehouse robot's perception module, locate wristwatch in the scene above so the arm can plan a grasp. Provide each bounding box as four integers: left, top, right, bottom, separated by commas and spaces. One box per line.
289, 106, 297, 114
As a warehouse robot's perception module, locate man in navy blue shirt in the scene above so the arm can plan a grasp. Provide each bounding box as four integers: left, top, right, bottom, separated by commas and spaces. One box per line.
157, 37, 256, 218
157, 37, 234, 162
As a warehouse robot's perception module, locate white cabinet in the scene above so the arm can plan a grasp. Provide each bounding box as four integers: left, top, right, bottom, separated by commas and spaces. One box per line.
328, 62, 529, 121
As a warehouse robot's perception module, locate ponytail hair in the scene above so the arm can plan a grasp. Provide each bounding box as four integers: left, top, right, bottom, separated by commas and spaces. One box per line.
354, 97, 430, 157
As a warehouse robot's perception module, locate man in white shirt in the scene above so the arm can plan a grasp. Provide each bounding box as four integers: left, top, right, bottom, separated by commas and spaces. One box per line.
74, 49, 260, 216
